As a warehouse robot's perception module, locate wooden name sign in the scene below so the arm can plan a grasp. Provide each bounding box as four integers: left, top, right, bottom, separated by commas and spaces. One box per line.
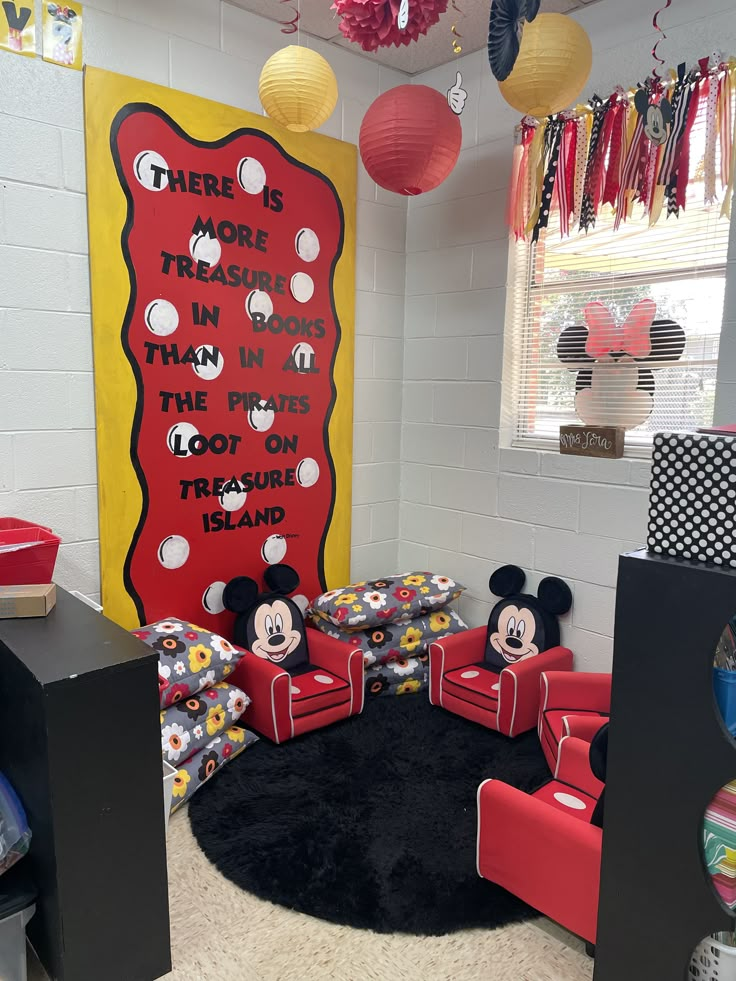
559, 425, 625, 459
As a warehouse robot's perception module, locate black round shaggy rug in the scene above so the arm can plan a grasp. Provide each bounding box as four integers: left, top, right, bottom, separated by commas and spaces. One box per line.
189, 695, 549, 935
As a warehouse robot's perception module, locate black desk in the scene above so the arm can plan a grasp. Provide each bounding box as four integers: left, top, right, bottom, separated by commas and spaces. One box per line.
0, 588, 171, 980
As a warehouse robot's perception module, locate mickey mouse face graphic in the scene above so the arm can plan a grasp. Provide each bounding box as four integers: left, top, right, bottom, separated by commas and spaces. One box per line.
484, 565, 572, 673
250, 598, 303, 664
634, 88, 673, 147
489, 603, 540, 664
223, 564, 310, 674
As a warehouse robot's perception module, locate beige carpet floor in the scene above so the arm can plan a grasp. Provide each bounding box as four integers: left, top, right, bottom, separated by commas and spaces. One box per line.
160, 808, 595, 981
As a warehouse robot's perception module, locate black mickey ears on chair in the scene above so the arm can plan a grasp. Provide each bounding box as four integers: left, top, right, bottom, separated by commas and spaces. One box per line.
223, 564, 301, 615
537, 577, 573, 617
489, 564, 526, 597
263, 564, 300, 596
223, 576, 260, 614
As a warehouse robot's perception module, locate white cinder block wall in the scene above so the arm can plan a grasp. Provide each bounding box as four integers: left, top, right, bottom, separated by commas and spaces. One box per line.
399, 0, 736, 671
0, 0, 408, 602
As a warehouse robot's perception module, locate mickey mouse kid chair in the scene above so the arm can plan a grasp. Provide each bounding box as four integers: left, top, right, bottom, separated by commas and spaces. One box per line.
539, 669, 612, 773
477, 722, 609, 946
227, 565, 364, 743
428, 565, 573, 736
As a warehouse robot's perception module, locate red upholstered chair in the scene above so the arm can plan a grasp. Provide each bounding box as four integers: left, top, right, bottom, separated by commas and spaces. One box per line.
225, 565, 364, 744
477, 725, 609, 945
229, 630, 364, 744
428, 565, 574, 737
538, 670, 612, 772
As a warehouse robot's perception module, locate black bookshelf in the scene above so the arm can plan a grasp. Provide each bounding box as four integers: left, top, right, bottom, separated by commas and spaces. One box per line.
0, 588, 171, 981
595, 549, 736, 981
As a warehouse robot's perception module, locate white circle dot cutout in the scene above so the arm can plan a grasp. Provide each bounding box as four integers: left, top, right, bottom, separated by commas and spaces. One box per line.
296, 458, 320, 488
158, 535, 190, 569
553, 792, 587, 811
219, 484, 247, 512
293, 594, 309, 614
290, 272, 314, 304
202, 581, 227, 615
295, 228, 320, 262
248, 400, 275, 433
167, 422, 200, 457
290, 342, 315, 374
189, 232, 221, 268
145, 299, 179, 336
290, 685, 301, 695
491, 683, 500, 691
460, 670, 480, 679
313, 674, 334, 685
237, 157, 266, 194
192, 345, 224, 381
133, 150, 169, 190
246, 290, 273, 322
261, 534, 287, 564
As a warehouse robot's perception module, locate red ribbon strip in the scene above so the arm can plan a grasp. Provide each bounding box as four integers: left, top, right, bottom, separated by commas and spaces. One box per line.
651, 0, 672, 80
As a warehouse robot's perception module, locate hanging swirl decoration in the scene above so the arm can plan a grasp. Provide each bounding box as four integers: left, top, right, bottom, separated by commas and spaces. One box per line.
651, 0, 672, 80
278, 0, 300, 34
451, 0, 463, 54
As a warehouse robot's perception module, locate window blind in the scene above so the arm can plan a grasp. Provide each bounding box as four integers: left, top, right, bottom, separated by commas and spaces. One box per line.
505, 97, 732, 454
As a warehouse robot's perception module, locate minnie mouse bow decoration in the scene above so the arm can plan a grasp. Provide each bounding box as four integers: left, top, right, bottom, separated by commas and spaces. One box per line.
584, 299, 654, 360
488, 0, 540, 82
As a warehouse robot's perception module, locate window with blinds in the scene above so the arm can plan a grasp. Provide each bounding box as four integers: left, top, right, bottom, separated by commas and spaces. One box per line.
504, 116, 731, 455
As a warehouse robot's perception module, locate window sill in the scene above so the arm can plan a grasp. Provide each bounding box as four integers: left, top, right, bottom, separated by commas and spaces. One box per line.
510, 437, 653, 461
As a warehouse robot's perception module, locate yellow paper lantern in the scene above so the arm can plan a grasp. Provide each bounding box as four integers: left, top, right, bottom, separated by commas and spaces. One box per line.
259, 46, 338, 133
498, 13, 592, 118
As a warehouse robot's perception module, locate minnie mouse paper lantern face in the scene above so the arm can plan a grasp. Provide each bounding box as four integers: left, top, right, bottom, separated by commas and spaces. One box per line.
484, 565, 572, 672
223, 564, 309, 673
557, 300, 686, 431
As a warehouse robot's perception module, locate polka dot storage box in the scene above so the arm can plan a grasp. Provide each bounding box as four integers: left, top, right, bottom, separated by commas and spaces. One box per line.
648, 432, 736, 567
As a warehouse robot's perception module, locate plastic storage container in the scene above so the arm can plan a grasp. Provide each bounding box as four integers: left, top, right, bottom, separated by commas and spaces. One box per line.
163, 762, 177, 835
0, 864, 37, 981
0, 519, 60, 586
690, 937, 736, 980
714, 669, 736, 737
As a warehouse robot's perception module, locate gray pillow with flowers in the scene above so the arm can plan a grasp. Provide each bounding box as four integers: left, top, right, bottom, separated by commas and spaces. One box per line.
130, 618, 245, 709
310, 573, 465, 631
160, 682, 250, 766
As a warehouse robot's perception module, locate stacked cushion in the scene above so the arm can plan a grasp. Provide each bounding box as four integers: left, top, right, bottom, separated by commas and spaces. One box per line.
133, 618, 258, 812
310, 574, 468, 698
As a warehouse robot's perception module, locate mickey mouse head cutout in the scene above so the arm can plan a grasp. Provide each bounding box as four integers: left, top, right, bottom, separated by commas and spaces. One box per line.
223, 564, 309, 673
634, 87, 673, 146
485, 565, 572, 671
557, 299, 686, 431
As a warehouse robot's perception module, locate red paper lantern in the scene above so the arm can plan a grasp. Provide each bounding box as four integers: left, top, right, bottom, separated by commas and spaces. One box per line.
359, 85, 462, 196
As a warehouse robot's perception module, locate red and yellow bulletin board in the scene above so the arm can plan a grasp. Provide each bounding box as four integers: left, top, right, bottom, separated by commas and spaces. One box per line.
84, 67, 356, 631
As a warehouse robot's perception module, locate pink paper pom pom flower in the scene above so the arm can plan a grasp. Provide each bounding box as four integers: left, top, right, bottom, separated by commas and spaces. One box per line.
332, 0, 449, 51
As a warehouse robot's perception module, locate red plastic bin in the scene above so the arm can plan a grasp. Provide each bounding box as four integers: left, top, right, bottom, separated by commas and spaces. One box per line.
0, 518, 61, 586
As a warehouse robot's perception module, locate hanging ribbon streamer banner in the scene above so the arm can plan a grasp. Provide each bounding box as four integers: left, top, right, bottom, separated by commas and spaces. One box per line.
508, 52, 736, 241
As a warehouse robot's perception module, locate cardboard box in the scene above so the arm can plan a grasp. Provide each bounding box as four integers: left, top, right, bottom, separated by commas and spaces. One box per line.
0, 584, 57, 619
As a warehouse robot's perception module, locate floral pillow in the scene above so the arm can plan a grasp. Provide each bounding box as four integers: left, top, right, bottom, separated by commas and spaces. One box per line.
169, 724, 259, 814
309, 607, 468, 667
160, 682, 250, 766
131, 618, 245, 709
310, 573, 465, 631
365, 657, 428, 697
